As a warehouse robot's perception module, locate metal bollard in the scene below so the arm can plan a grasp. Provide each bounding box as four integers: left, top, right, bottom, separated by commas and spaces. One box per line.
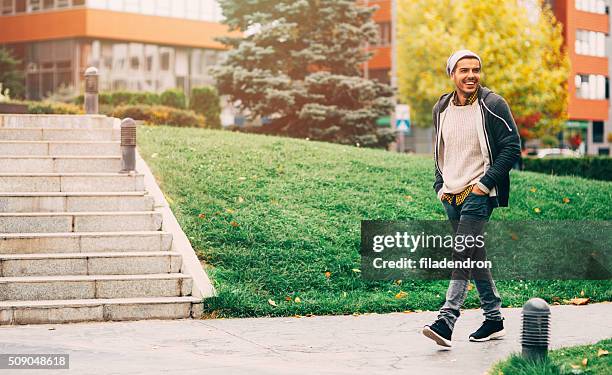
120, 118, 137, 173
521, 298, 551, 362
84, 66, 99, 114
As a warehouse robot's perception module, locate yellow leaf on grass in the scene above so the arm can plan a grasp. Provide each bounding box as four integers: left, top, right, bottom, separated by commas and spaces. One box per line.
325, 271, 331, 279
563, 197, 570, 204
230, 221, 239, 227
570, 364, 581, 369
226, 208, 235, 214
395, 291, 408, 299
294, 297, 301, 303
581, 358, 588, 366
268, 299, 277, 307
284, 296, 292, 301
198, 213, 206, 219
597, 349, 609, 357
351, 268, 361, 273
404, 195, 414, 202
570, 297, 590, 305
395, 279, 403, 285
580, 290, 585, 296
533, 207, 541, 213
530, 187, 537, 192
238, 196, 245, 203
403, 310, 413, 314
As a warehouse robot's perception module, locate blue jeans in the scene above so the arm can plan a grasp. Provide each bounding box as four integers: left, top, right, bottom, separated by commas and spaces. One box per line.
437, 192, 503, 330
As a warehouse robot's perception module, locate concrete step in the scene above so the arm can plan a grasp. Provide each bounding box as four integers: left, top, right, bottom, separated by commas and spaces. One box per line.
0, 192, 154, 213
0, 231, 172, 254
0, 128, 119, 141
0, 141, 120, 156
0, 273, 193, 301
0, 114, 114, 129
0, 297, 202, 325
0, 252, 182, 277
0, 173, 144, 192
0, 156, 121, 173
0, 211, 162, 233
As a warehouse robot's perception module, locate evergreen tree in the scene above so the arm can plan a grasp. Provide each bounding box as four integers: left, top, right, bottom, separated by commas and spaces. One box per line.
0, 48, 25, 99
214, 0, 394, 148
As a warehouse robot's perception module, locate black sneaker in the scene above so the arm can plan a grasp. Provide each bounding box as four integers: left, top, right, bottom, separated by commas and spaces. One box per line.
422, 319, 452, 347
469, 319, 505, 342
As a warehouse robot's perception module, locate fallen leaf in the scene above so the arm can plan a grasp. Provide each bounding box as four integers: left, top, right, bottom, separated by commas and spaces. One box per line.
251, 175, 258, 179
415, 309, 423, 313
597, 349, 608, 357
530, 187, 537, 192
580, 290, 585, 297
404, 195, 414, 201
325, 271, 331, 279
305, 313, 314, 317
402, 310, 413, 314
198, 213, 206, 219
510, 232, 519, 241
342, 292, 347, 298
569, 297, 590, 305
284, 296, 292, 301
552, 296, 561, 302
238, 196, 244, 203
533, 207, 542, 213
152, 153, 159, 158
395, 291, 408, 299
395, 279, 402, 285
294, 297, 301, 303
294, 314, 303, 318
563, 197, 570, 204
268, 299, 277, 307
570, 364, 581, 369
352, 312, 360, 316
238, 177, 246, 181
225, 208, 235, 214
351, 268, 361, 273
230, 221, 239, 227
581, 358, 588, 366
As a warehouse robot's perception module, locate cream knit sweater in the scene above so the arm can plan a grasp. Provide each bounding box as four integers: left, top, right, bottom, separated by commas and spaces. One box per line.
439, 100, 486, 195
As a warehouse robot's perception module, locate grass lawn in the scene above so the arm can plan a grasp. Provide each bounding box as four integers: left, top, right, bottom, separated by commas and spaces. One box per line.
489, 338, 611, 374
138, 126, 612, 318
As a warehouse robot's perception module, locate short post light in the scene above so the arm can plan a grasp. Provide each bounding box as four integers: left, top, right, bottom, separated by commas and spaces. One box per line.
120, 118, 137, 173
521, 298, 551, 362
84, 66, 99, 114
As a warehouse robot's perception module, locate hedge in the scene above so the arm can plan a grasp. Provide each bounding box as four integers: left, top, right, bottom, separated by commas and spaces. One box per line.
160, 89, 186, 109
24, 101, 83, 114
189, 86, 221, 129
111, 104, 205, 128
523, 156, 612, 181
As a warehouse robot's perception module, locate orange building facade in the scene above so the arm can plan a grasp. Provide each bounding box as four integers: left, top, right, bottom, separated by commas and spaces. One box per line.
549, 0, 611, 155
0, 0, 231, 100
363, 0, 392, 85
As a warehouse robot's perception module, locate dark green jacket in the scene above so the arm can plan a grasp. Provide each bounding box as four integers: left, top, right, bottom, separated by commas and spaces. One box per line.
432, 86, 521, 207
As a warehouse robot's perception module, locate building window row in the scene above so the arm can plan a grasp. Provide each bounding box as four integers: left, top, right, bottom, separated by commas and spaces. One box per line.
574, 74, 608, 100
373, 22, 392, 47
575, 0, 608, 14
575, 29, 606, 57
0, 0, 222, 21
1, 0, 84, 15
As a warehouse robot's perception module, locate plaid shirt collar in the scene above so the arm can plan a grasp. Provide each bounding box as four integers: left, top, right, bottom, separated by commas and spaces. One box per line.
452, 86, 479, 106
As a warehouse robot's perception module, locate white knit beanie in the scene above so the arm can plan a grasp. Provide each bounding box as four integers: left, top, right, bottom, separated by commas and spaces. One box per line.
446, 50, 482, 77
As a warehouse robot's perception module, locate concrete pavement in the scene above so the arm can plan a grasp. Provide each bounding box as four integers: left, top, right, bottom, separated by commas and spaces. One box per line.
0, 303, 610, 375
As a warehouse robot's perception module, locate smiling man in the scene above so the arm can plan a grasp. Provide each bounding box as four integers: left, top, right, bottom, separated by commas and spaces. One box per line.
421, 50, 521, 348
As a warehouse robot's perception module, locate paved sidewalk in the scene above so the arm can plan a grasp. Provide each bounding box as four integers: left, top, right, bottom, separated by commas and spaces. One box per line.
0, 303, 610, 375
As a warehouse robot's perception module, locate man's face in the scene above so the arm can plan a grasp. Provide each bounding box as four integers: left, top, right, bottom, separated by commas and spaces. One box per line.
451, 57, 481, 96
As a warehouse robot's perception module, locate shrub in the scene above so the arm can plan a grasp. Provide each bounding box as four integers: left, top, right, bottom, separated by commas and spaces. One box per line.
189, 86, 221, 129
540, 134, 559, 148
111, 104, 205, 128
523, 156, 612, 181
25, 101, 83, 114
160, 89, 186, 109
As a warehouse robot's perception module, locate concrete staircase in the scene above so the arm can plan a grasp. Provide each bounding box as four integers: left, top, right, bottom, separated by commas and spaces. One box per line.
0, 115, 204, 325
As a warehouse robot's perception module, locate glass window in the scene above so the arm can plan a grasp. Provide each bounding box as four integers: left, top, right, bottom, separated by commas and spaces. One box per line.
28, 0, 41, 11
124, 0, 138, 12
2, 0, 13, 15
576, 0, 607, 13
186, 0, 199, 20
160, 50, 171, 71
141, 0, 155, 15
108, 0, 124, 11
171, 0, 186, 19
57, 0, 70, 8
42, 0, 53, 9
592, 121, 604, 143
87, 0, 106, 8
575, 74, 607, 99
15, 0, 26, 12
72, 0, 85, 5
575, 29, 606, 57
157, 0, 170, 16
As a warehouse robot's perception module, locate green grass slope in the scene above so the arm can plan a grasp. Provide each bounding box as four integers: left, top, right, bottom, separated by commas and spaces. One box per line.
138, 126, 612, 318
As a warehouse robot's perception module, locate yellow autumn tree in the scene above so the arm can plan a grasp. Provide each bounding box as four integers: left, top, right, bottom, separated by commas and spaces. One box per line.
397, 0, 569, 139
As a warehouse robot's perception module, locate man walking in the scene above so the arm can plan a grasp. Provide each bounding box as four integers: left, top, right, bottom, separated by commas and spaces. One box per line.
422, 50, 521, 347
